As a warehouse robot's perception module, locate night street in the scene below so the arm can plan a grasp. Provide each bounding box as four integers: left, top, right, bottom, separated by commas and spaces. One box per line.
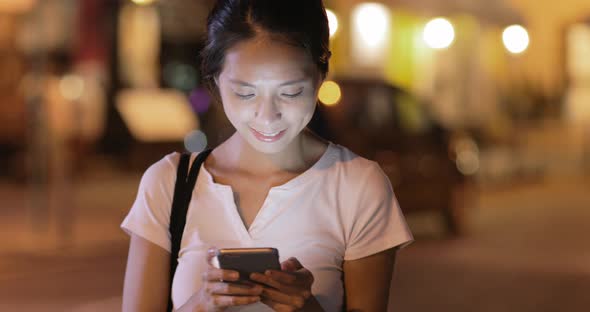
2, 166, 588, 311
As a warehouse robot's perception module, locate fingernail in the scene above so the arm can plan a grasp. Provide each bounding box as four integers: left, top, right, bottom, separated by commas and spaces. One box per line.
265, 270, 272, 276
231, 272, 239, 279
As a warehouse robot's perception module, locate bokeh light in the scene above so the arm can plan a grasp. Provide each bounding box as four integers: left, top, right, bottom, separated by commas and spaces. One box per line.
352, 3, 390, 48
130, 0, 156, 5
423, 18, 455, 49
318, 81, 342, 106
454, 138, 480, 175
163, 62, 198, 92
503, 25, 530, 54
0, 0, 36, 13
184, 130, 208, 153
59, 74, 85, 101
325, 9, 339, 38
189, 88, 211, 114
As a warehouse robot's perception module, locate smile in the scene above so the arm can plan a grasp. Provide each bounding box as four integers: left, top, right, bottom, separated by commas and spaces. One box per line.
249, 128, 287, 142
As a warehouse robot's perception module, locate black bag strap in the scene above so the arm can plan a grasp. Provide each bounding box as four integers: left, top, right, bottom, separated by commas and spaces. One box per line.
167, 149, 212, 312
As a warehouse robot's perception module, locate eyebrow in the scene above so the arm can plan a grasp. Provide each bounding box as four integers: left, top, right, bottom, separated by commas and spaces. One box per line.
229, 78, 308, 87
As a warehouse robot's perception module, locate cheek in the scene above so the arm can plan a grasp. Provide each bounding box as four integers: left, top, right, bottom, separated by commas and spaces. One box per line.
220, 93, 251, 119
221, 99, 246, 125
286, 98, 317, 122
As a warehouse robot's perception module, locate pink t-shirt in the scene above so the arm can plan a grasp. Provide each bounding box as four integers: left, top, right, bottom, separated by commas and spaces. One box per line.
121, 143, 413, 311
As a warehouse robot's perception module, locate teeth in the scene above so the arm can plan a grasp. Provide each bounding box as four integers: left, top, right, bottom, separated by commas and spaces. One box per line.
258, 130, 281, 136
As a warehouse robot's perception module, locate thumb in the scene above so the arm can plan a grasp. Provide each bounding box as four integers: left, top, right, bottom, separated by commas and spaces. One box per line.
281, 257, 303, 272
206, 246, 218, 265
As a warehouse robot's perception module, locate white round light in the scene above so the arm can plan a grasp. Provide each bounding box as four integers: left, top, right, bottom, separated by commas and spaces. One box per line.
352, 3, 390, 48
423, 18, 455, 49
503, 25, 529, 54
325, 9, 339, 38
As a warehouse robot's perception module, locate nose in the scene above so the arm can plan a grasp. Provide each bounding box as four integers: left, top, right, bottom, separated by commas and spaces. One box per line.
254, 96, 282, 125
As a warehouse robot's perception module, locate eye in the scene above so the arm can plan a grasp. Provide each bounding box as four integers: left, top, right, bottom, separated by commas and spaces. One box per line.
235, 93, 255, 99
281, 89, 303, 98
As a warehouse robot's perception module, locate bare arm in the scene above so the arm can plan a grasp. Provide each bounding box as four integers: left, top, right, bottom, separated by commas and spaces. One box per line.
122, 234, 262, 312
122, 233, 171, 312
343, 247, 397, 312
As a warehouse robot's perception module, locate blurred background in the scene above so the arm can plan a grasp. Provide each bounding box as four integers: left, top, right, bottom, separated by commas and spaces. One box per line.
0, 0, 589, 311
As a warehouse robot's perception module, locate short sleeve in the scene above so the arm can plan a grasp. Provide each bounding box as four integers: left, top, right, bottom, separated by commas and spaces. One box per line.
344, 162, 413, 261
120, 152, 180, 252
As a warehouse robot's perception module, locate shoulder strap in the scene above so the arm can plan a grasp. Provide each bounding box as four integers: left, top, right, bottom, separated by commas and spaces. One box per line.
168, 149, 212, 312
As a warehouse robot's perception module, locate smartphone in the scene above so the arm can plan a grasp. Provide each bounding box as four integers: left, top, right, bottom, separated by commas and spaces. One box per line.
212, 247, 281, 281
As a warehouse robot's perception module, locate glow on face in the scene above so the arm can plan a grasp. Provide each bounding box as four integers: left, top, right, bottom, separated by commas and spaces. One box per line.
217, 37, 320, 154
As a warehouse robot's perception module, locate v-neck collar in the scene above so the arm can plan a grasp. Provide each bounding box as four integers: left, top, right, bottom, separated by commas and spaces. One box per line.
195, 143, 338, 238
198, 142, 337, 191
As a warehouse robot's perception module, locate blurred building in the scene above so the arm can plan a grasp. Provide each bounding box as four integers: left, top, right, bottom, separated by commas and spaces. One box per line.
0, 0, 589, 181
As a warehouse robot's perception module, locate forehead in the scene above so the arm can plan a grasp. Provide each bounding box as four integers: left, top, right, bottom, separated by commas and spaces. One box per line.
221, 36, 316, 81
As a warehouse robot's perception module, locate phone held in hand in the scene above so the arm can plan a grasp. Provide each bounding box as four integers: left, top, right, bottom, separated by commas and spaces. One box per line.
212, 247, 281, 281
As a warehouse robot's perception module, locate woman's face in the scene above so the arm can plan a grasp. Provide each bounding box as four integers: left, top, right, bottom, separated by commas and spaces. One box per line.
217, 36, 321, 154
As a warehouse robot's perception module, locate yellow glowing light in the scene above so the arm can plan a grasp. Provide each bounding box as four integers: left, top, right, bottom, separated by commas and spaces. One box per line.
352, 3, 390, 48
503, 25, 529, 54
130, 0, 156, 5
318, 81, 341, 106
0, 0, 36, 13
423, 18, 455, 49
116, 89, 199, 142
325, 9, 339, 38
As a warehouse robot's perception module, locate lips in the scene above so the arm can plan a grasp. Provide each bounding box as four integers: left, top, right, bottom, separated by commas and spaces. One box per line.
249, 127, 287, 142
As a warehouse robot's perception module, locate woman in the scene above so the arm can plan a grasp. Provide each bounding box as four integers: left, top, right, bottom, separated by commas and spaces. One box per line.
121, 1, 413, 311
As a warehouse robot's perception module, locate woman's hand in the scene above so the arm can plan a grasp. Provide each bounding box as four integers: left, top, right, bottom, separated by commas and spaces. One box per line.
250, 257, 319, 312
177, 248, 263, 312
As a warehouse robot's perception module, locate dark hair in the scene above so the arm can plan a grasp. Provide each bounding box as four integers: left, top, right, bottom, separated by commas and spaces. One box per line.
201, 0, 331, 99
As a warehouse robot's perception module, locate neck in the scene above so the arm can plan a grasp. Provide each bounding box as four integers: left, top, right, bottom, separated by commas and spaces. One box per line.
225, 130, 311, 175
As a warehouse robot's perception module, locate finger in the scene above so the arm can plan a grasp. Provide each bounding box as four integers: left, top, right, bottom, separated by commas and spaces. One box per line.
268, 272, 312, 299
251, 272, 310, 298
240, 280, 258, 287
207, 247, 218, 265
265, 270, 296, 284
250, 272, 282, 289
261, 299, 297, 312
212, 295, 261, 307
203, 268, 240, 282
206, 282, 264, 296
261, 287, 306, 309
295, 268, 315, 286
265, 269, 313, 292
281, 257, 303, 272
